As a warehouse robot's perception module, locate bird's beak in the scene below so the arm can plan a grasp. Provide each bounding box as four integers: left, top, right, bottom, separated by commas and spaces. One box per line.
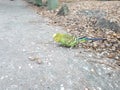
53, 33, 57, 38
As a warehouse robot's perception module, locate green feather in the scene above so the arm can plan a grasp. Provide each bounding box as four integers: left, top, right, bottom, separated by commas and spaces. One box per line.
53, 33, 80, 47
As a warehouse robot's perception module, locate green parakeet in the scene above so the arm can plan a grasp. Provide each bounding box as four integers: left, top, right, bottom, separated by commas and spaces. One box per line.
53, 33, 105, 47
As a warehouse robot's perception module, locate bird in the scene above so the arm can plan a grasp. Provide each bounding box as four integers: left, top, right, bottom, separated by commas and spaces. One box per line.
53, 33, 106, 47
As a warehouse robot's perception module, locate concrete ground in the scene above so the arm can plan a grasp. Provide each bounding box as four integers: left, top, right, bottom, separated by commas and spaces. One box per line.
0, 0, 120, 90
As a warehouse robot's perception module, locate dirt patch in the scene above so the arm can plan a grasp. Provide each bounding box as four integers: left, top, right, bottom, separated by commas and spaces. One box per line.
27, 1, 120, 65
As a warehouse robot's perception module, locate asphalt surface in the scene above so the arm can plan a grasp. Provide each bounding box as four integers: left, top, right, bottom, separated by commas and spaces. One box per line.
0, 0, 120, 90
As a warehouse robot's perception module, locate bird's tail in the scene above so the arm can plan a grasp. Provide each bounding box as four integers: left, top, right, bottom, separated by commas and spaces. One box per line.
77, 37, 106, 42
85, 37, 106, 41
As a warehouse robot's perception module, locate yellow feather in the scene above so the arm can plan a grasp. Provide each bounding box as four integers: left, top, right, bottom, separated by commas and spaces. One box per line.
53, 33, 62, 42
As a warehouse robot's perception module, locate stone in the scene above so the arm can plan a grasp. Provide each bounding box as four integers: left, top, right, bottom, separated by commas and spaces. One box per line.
95, 18, 120, 33
57, 4, 69, 16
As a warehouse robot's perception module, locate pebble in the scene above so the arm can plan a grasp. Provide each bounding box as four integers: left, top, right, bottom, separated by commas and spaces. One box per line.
28, 56, 37, 61
28, 56, 43, 64
107, 53, 116, 58
37, 59, 42, 64
60, 84, 64, 90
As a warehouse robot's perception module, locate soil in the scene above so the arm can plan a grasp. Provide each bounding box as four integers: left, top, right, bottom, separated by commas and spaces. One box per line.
27, 0, 120, 66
